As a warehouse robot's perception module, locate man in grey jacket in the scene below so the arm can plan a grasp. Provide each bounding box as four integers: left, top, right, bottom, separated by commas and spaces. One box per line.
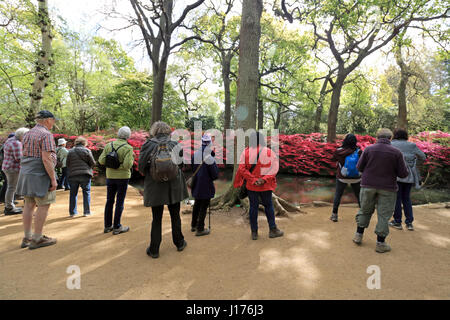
353, 128, 409, 253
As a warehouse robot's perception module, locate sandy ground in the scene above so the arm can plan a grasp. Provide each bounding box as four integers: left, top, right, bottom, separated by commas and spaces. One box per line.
0, 186, 449, 300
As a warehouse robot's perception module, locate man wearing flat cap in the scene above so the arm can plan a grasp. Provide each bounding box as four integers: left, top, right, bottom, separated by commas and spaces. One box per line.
16, 110, 60, 250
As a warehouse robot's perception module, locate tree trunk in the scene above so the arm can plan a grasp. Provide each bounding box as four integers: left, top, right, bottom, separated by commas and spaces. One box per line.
222, 57, 232, 130
234, 0, 262, 131
327, 76, 345, 142
151, 53, 169, 125
395, 44, 409, 130
257, 98, 263, 130
397, 73, 409, 129
27, 0, 53, 127
274, 105, 281, 129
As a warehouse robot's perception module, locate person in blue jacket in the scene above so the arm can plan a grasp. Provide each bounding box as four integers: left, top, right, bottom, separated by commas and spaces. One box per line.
190, 134, 219, 236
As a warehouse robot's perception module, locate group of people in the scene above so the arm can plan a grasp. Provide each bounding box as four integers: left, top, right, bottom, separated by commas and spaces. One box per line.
331, 128, 426, 253
0, 109, 426, 256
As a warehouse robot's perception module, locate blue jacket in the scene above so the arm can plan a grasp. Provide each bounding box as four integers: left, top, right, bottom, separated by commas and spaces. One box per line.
191, 144, 219, 199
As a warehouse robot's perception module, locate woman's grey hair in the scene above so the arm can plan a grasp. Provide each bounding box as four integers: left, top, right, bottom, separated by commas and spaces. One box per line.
150, 121, 171, 137
74, 136, 87, 146
15, 127, 29, 140
117, 126, 131, 140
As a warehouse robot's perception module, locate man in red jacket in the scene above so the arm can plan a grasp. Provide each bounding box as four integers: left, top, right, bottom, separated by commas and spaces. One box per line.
353, 128, 409, 253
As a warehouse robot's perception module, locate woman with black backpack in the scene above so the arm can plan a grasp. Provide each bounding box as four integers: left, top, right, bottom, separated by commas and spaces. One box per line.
138, 121, 189, 259
330, 133, 362, 222
98, 126, 134, 235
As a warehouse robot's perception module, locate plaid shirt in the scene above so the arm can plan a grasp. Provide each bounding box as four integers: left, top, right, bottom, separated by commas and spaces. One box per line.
1, 137, 23, 172
22, 124, 57, 166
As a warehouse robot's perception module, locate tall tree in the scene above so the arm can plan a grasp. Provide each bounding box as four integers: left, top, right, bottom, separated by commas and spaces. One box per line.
129, 0, 205, 126
279, 0, 449, 142
27, 0, 53, 126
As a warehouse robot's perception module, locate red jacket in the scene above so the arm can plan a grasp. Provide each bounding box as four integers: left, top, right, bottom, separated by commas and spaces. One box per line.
233, 146, 278, 192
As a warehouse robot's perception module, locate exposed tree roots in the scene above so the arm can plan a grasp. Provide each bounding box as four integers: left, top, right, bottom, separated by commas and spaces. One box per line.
183, 187, 307, 217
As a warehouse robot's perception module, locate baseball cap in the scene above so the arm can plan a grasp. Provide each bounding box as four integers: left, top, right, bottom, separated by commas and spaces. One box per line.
58, 138, 67, 145
35, 110, 60, 120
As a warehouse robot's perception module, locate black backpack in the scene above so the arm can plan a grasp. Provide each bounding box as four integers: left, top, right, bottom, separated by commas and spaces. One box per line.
104, 142, 126, 169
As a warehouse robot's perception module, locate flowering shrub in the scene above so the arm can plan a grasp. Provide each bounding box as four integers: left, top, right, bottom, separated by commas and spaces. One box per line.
49, 130, 449, 186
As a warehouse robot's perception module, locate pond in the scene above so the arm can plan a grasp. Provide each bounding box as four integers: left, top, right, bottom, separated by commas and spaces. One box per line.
93, 169, 450, 205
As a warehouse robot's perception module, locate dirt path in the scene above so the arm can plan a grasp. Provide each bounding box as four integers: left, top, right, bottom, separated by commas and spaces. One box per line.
0, 186, 449, 299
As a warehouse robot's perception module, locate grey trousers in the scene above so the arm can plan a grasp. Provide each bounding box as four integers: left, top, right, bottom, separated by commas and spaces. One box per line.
355, 187, 397, 238
3, 170, 19, 210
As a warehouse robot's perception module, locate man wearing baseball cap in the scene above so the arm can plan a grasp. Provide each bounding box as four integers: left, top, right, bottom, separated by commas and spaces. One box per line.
16, 110, 60, 250
56, 138, 70, 191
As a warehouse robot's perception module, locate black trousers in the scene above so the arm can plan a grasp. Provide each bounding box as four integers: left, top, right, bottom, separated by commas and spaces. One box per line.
191, 198, 210, 231
332, 179, 361, 214
149, 202, 184, 254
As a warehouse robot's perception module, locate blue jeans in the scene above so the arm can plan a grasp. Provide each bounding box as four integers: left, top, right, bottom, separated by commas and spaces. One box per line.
393, 182, 414, 224
58, 167, 70, 190
104, 179, 129, 229
69, 176, 91, 215
248, 190, 277, 232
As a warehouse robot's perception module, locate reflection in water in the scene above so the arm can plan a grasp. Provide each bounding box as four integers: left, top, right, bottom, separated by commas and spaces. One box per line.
102, 169, 450, 205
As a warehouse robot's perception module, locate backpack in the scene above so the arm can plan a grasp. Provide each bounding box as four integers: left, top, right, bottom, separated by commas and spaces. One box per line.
149, 140, 179, 182
340, 148, 361, 178
104, 142, 126, 169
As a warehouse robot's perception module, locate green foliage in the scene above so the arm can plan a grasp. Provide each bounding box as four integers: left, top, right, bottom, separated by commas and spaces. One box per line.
185, 115, 217, 131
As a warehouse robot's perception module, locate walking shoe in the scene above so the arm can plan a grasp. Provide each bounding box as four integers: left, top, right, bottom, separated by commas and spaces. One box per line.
330, 213, 338, 222
177, 240, 187, 252
104, 226, 113, 233
388, 220, 403, 230
352, 232, 363, 245
195, 228, 210, 236
375, 242, 392, 253
83, 212, 91, 217
251, 231, 258, 240
4, 207, 23, 215
28, 235, 56, 250
146, 247, 159, 259
191, 227, 197, 232
20, 237, 32, 248
70, 212, 78, 218
269, 227, 284, 238
406, 223, 414, 231
113, 226, 130, 235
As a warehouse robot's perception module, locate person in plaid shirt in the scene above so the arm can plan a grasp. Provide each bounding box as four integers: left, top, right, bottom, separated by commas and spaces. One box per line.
16, 110, 60, 250
2, 128, 29, 215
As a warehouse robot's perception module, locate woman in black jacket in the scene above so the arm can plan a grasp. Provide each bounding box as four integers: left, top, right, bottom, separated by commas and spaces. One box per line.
66, 136, 96, 217
190, 134, 219, 236
138, 121, 189, 259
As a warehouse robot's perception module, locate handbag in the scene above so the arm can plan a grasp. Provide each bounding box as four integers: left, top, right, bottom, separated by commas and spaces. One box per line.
238, 147, 263, 199
186, 161, 204, 189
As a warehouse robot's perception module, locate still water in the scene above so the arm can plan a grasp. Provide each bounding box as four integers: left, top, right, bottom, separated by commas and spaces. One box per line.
94, 170, 450, 205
